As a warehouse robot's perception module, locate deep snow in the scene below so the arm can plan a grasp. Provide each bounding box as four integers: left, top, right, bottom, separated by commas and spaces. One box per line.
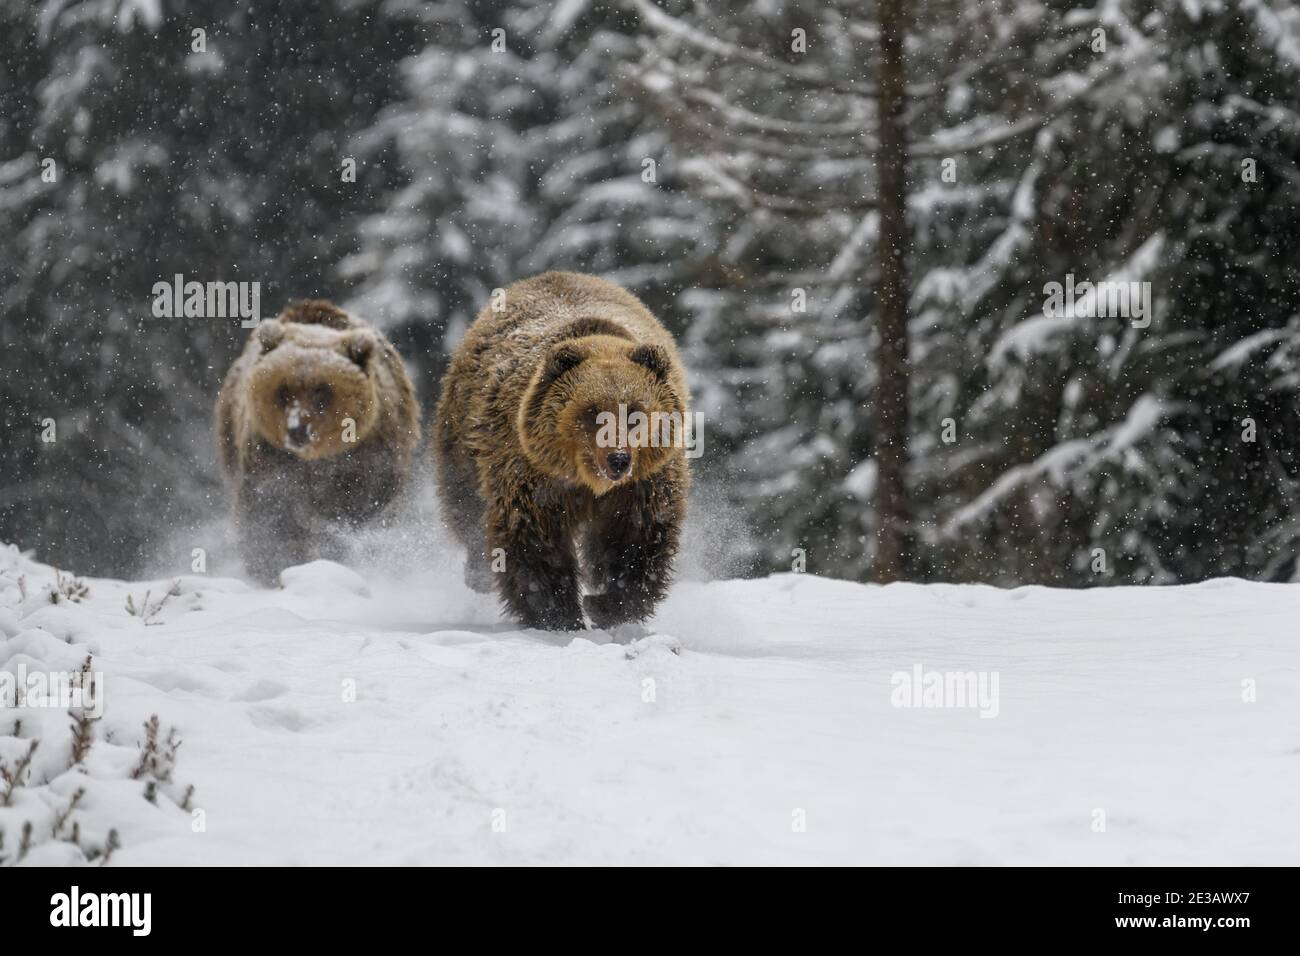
1, 540, 1297, 866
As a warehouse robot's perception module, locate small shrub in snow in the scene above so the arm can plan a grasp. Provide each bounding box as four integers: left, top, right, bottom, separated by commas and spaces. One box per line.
51, 570, 89, 604
0, 707, 191, 866
0, 739, 38, 806
2, 552, 196, 866
124, 580, 181, 624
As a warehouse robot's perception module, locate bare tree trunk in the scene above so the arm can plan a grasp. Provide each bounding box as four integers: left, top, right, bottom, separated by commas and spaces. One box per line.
871, 0, 913, 583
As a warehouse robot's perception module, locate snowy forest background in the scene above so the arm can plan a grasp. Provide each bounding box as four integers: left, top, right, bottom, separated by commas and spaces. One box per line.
2, 0, 1299, 587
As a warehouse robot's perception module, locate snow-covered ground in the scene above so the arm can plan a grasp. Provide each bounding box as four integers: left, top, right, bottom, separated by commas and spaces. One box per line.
2, 539, 1297, 866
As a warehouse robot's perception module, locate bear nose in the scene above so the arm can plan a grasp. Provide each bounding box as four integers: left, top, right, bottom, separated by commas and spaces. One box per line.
607, 451, 631, 478
287, 422, 311, 446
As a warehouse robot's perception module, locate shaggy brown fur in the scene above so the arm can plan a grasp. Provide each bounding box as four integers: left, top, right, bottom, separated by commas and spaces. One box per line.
216, 299, 421, 581
435, 272, 691, 631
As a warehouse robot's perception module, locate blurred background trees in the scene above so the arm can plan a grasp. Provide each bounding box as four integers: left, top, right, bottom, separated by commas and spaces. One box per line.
2, 0, 1298, 585
0, 0, 425, 572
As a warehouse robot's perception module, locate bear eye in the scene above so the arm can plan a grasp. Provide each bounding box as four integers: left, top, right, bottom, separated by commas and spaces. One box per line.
313, 385, 333, 411
275, 384, 291, 408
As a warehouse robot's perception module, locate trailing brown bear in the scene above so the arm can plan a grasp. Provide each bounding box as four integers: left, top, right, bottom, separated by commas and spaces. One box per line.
215, 300, 420, 581
434, 272, 692, 631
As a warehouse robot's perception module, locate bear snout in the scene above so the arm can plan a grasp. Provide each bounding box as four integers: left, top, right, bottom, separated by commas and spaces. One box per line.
284, 404, 316, 450
287, 420, 312, 448
606, 450, 631, 478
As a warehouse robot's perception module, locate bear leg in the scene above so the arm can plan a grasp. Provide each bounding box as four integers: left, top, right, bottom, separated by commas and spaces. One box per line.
436, 444, 495, 593
239, 518, 309, 585
237, 476, 313, 584
581, 465, 685, 628
486, 499, 584, 631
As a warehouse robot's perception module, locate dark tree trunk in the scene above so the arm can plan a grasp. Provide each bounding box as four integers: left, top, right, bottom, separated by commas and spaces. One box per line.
871, 0, 913, 583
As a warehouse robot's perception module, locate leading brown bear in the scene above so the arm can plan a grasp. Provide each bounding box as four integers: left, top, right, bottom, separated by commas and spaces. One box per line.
216, 300, 421, 581
434, 272, 692, 631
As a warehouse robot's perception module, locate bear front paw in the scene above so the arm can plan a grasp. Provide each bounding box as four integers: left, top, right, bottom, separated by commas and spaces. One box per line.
518, 604, 586, 632
583, 591, 649, 630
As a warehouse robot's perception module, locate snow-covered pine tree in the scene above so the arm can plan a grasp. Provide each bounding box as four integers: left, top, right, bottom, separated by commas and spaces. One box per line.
626, 0, 1300, 585
342, 0, 717, 404
621, 0, 1088, 579
932, 0, 1300, 584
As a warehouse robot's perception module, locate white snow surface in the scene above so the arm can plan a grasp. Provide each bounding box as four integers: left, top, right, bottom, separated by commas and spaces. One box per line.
2, 541, 1297, 866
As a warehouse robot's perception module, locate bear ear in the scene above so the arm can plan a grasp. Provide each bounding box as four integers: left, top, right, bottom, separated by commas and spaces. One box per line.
345, 330, 378, 368
257, 319, 285, 353
629, 344, 670, 382
538, 342, 586, 389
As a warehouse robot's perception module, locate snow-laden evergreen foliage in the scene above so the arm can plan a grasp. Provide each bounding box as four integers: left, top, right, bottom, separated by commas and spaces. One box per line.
624, 0, 1300, 583
341, 0, 717, 398
0, 0, 423, 573
1, 0, 1297, 584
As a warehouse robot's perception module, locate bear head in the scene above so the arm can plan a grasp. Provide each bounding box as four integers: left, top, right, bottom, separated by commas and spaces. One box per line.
518, 334, 687, 495
247, 318, 381, 461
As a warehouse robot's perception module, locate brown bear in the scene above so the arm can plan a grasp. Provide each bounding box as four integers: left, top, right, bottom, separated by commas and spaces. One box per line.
434, 272, 692, 631
215, 299, 421, 581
